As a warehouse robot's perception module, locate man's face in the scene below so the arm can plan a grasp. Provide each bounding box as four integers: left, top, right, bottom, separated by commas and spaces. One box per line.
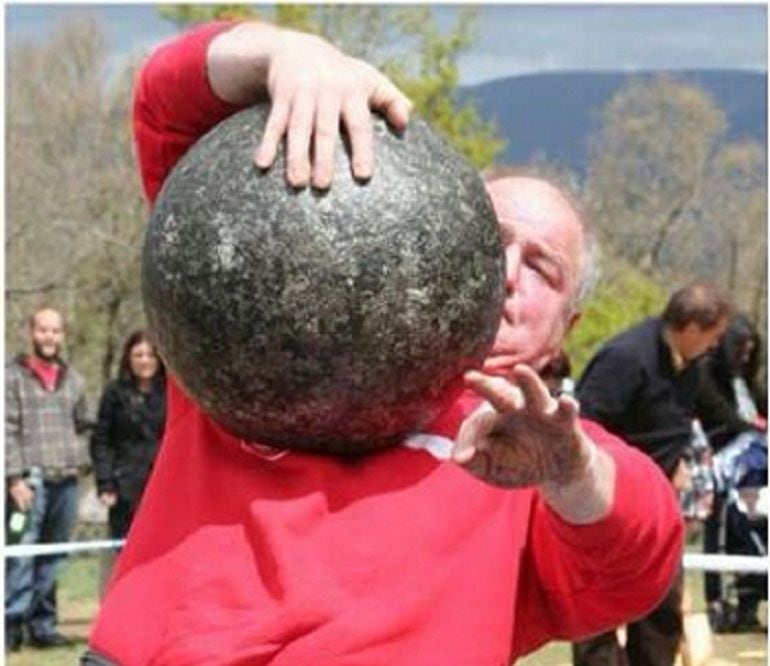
29, 309, 65, 361
482, 177, 585, 375
677, 317, 729, 363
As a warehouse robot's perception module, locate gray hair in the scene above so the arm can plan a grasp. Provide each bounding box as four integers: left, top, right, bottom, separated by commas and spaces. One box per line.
481, 165, 601, 310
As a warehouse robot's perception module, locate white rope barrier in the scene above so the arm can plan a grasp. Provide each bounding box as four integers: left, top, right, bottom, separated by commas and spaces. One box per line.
4, 539, 125, 558
683, 552, 767, 573
2, 540, 768, 573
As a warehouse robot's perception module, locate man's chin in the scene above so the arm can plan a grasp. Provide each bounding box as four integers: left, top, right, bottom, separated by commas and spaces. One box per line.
33, 348, 59, 362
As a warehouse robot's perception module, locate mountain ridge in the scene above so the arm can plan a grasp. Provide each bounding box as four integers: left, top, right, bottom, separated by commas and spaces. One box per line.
459, 69, 767, 176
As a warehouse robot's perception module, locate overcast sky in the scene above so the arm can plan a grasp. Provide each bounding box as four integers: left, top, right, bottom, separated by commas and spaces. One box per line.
6, 3, 767, 85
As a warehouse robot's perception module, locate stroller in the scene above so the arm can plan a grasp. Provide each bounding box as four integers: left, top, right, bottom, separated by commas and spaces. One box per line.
710, 430, 768, 630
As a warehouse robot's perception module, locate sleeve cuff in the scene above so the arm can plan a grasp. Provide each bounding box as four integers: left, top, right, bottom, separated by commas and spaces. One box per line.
153, 20, 244, 130
536, 419, 677, 552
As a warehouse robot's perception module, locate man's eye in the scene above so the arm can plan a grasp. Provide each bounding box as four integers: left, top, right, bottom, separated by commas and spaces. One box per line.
527, 258, 559, 286
527, 258, 548, 278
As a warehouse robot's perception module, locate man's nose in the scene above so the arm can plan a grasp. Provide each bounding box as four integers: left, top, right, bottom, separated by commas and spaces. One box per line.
505, 244, 521, 294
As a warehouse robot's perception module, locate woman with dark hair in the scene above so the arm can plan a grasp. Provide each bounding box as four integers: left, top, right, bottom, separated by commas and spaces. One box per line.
697, 313, 766, 449
90, 330, 166, 539
695, 313, 767, 632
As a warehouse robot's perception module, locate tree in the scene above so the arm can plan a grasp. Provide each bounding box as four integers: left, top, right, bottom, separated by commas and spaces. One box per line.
157, 4, 504, 168
586, 74, 766, 335
158, 4, 260, 26
586, 75, 727, 273
382, 7, 504, 168
6, 16, 147, 392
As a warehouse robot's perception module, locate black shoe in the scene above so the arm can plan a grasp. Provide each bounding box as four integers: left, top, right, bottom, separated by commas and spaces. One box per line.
707, 600, 737, 633
29, 631, 72, 648
733, 611, 763, 633
5, 624, 23, 652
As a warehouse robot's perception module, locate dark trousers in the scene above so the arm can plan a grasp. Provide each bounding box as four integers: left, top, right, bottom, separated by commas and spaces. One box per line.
572, 569, 684, 666
5, 476, 79, 638
703, 492, 724, 604
107, 497, 135, 540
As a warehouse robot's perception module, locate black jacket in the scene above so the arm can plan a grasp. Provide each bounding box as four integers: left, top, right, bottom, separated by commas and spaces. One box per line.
90, 377, 166, 509
695, 320, 766, 451
577, 317, 699, 477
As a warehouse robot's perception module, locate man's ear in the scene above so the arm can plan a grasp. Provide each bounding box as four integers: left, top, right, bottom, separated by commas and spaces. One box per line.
567, 309, 582, 334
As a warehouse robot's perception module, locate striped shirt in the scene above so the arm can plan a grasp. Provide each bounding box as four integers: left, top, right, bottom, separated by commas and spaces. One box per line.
5, 355, 90, 479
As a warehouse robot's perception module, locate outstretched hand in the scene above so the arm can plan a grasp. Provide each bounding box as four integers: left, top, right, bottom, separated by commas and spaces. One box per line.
453, 365, 592, 488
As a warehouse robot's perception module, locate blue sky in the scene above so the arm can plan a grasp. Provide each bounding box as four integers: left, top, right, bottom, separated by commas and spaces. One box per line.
5, 3, 767, 85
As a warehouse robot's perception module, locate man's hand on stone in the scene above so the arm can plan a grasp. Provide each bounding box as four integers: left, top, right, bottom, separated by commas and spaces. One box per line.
208, 22, 412, 190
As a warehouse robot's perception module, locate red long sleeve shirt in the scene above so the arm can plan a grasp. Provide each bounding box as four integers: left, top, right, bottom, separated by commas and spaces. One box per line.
88, 22, 684, 666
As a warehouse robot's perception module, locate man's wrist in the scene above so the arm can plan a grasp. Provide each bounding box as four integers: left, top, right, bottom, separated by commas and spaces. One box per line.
540, 432, 615, 525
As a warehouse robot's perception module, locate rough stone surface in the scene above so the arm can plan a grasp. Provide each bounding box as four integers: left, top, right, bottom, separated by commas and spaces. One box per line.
143, 105, 505, 454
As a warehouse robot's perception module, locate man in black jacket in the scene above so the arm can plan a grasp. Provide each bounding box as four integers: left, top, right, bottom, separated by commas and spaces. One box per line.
572, 281, 731, 666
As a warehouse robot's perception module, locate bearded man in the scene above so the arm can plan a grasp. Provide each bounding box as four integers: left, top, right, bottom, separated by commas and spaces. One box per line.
5, 306, 91, 651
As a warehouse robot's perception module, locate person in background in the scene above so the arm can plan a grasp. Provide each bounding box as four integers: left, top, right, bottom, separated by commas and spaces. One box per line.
5, 306, 91, 651
696, 313, 766, 448
695, 312, 767, 632
539, 349, 575, 398
572, 282, 731, 666
90, 330, 166, 540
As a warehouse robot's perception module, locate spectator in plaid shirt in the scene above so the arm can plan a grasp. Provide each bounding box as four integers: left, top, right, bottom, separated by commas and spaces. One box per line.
5, 306, 91, 651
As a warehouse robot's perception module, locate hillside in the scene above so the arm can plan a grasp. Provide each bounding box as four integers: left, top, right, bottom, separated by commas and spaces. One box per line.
459, 70, 767, 176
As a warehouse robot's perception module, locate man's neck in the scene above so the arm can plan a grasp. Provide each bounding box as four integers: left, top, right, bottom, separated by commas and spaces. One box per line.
662, 328, 686, 373
26, 354, 62, 391
30, 353, 58, 366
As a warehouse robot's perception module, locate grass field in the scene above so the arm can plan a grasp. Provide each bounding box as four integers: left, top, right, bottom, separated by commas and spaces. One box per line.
5, 538, 767, 665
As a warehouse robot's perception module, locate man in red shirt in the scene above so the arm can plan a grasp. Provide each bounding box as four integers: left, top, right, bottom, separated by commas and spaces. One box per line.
83, 21, 683, 666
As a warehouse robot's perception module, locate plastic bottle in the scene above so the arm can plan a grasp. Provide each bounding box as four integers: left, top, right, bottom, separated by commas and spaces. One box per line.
6, 467, 41, 545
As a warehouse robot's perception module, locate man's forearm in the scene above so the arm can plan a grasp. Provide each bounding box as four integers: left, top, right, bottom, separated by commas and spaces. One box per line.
540, 433, 615, 525
207, 22, 282, 105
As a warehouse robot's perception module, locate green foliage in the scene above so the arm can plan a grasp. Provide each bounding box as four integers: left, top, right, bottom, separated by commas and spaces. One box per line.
273, 5, 318, 32
158, 4, 260, 26
382, 7, 505, 168
158, 3, 319, 30
566, 260, 667, 377
157, 4, 504, 168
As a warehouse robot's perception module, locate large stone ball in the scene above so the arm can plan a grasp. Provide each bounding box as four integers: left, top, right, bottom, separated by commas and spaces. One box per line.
142, 105, 505, 454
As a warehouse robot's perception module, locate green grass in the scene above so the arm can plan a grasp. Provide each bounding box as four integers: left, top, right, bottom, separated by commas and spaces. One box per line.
5, 530, 767, 665
7, 553, 103, 666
